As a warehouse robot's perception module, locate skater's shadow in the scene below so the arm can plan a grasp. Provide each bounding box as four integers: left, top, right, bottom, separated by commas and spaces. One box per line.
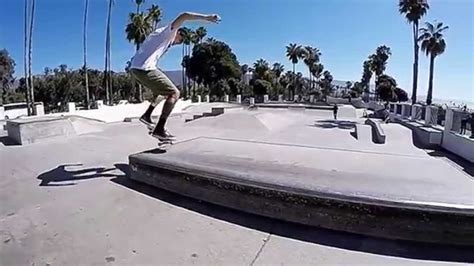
144, 148, 167, 154
310, 119, 356, 130
37, 163, 119, 186
110, 167, 474, 263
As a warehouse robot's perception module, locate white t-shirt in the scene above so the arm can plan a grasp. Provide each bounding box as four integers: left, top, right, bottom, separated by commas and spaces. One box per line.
130, 25, 178, 70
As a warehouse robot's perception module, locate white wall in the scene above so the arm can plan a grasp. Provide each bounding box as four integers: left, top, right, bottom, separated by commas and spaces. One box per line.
442, 133, 474, 163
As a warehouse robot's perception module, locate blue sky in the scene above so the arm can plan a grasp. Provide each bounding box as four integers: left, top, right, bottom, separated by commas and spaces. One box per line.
1, 0, 473, 101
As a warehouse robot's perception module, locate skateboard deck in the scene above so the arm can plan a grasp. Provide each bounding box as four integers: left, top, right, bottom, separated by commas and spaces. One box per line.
157, 139, 174, 150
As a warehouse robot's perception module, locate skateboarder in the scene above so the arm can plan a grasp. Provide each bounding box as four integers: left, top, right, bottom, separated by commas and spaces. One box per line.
129, 12, 221, 140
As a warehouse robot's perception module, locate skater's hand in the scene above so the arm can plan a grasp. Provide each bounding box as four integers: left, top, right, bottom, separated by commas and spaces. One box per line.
206, 14, 221, 23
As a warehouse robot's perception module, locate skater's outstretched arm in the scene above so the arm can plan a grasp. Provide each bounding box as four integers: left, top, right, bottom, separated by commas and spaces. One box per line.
171, 12, 221, 30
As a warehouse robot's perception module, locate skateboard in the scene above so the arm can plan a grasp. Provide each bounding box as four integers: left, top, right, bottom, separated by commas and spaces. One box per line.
157, 138, 174, 149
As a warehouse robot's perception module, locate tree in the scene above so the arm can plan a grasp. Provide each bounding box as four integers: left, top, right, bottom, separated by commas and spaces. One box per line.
240, 64, 249, 83
302, 46, 321, 90
195, 27, 207, 43
399, 0, 430, 104
125, 2, 159, 102
126, 14, 153, 51
252, 79, 272, 96
395, 87, 409, 102
272, 63, 284, 79
351, 82, 364, 97
0, 49, 16, 105
179, 27, 194, 98
319, 70, 333, 97
252, 59, 270, 81
83, 0, 90, 109
147, 4, 161, 30
286, 43, 303, 100
361, 60, 372, 97
310, 63, 324, 90
377, 74, 397, 102
104, 0, 114, 104
24, 0, 31, 115
187, 39, 241, 94
28, 0, 36, 114
419, 21, 448, 105
368, 45, 391, 99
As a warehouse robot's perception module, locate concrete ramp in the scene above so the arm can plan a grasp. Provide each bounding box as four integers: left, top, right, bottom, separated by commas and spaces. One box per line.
185, 112, 270, 132
381, 123, 415, 148
380, 123, 427, 156
68, 115, 105, 135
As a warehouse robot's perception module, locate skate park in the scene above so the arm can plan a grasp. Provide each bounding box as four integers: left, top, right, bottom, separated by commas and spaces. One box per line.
2, 100, 474, 265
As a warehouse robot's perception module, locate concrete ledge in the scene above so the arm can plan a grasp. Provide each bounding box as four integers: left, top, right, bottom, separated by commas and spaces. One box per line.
6, 116, 75, 145
256, 103, 332, 110
395, 117, 442, 148
365, 119, 386, 144
355, 124, 372, 143
128, 139, 474, 246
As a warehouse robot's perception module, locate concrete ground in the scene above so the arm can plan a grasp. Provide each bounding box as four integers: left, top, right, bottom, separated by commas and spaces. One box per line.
1, 107, 473, 265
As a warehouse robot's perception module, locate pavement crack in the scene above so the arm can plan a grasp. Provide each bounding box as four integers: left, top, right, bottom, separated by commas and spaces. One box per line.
250, 233, 272, 266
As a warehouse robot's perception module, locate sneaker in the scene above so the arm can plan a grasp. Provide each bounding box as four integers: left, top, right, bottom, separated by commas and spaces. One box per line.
150, 130, 171, 141
139, 115, 154, 130
165, 129, 176, 139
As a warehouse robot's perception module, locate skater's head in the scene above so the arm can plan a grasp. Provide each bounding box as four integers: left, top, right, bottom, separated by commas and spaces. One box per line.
173, 28, 186, 45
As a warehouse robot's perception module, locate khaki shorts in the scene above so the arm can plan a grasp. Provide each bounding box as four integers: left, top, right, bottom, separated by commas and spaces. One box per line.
130, 68, 177, 96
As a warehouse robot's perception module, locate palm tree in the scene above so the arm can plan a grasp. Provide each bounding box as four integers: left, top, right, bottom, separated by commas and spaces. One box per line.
369, 45, 391, 99
302, 46, 321, 90
399, 0, 429, 104
104, 0, 113, 105
361, 60, 373, 99
126, 13, 153, 51
125, 2, 156, 102
419, 21, 448, 105
253, 59, 270, 81
286, 43, 303, 100
272, 63, 284, 79
195, 27, 207, 43
310, 63, 323, 90
180, 27, 193, 97
28, 0, 36, 115
147, 4, 161, 30
83, 0, 90, 109
24, 0, 31, 115
134, 0, 144, 13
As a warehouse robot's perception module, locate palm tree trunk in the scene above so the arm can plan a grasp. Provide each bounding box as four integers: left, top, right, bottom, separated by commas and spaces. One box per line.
83, 0, 89, 109
411, 21, 419, 104
426, 54, 435, 105
292, 63, 296, 100
24, 0, 31, 116
28, 0, 36, 115
104, 0, 112, 105
181, 44, 185, 97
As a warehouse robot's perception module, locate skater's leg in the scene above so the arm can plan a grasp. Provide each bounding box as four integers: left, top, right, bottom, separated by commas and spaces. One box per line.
140, 95, 165, 125
131, 68, 178, 134
153, 89, 180, 136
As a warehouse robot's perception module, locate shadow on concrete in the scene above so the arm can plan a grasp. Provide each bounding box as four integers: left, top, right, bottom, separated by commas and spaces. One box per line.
143, 148, 167, 154
110, 164, 474, 263
426, 149, 474, 178
37, 164, 119, 186
0, 136, 19, 146
310, 120, 356, 130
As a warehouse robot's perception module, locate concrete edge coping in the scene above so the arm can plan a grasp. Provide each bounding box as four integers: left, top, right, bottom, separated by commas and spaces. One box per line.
129, 153, 474, 215
365, 118, 386, 144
